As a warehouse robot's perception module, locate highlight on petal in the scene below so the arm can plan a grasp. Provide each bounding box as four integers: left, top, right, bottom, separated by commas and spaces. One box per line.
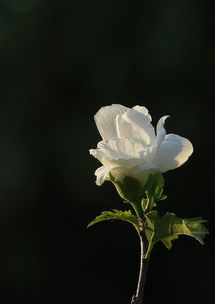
116, 106, 156, 146
154, 134, 194, 172
94, 104, 129, 140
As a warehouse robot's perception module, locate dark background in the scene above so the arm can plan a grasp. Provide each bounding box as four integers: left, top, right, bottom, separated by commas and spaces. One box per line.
0, 0, 214, 303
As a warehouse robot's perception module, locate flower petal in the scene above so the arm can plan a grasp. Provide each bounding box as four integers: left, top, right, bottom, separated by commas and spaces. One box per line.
95, 166, 110, 186
154, 134, 194, 172
116, 106, 156, 146
94, 104, 129, 140
155, 115, 170, 146
97, 138, 145, 160
90, 138, 146, 174
132, 167, 159, 185
132, 163, 158, 173
109, 166, 129, 182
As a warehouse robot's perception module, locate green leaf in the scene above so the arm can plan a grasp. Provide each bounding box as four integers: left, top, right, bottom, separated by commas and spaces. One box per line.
145, 211, 209, 259
87, 209, 140, 233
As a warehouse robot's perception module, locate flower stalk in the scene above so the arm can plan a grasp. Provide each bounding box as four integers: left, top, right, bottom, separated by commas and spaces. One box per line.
131, 220, 149, 304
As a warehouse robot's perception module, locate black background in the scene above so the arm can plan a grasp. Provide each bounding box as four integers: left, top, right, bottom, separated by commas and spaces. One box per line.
0, 0, 214, 303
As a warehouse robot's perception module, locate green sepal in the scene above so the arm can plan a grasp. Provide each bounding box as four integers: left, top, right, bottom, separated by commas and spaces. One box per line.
144, 210, 209, 259
109, 173, 167, 217
87, 209, 140, 233
109, 174, 145, 218
109, 174, 144, 204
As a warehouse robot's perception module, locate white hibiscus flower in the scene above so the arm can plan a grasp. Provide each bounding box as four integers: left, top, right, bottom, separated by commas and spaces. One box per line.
90, 104, 193, 186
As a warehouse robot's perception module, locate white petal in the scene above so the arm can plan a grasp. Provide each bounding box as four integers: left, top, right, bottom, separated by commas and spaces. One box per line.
154, 134, 193, 172
90, 138, 146, 173
155, 115, 170, 146
156, 115, 170, 134
89, 148, 104, 161
140, 145, 158, 163
95, 166, 110, 185
133, 105, 152, 118
131, 168, 159, 185
132, 163, 158, 173
94, 104, 129, 140
109, 166, 129, 182
116, 106, 156, 146
110, 166, 159, 186
97, 138, 145, 160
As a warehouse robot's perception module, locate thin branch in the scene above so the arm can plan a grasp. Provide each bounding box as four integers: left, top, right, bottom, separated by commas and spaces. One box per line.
131, 221, 149, 304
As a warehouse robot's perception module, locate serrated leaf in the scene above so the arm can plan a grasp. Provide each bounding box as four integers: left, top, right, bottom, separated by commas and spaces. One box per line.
87, 209, 140, 233
161, 235, 179, 249
145, 211, 209, 258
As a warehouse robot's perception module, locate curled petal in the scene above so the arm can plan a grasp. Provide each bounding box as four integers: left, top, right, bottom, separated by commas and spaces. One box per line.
94, 104, 129, 140
154, 134, 194, 172
155, 115, 170, 146
95, 166, 110, 186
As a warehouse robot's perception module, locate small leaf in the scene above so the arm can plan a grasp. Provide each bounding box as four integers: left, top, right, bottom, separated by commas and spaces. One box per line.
160, 194, 167, 201
141, 173, 167, 213
87, 209, 140, 233
141, 198, 149, 213
145, 211, 209, 258
145, 174, 165, 201
141, 196, 157, 213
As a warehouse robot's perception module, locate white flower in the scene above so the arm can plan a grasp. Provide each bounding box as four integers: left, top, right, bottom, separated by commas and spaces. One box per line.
90, 104, 193, 186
